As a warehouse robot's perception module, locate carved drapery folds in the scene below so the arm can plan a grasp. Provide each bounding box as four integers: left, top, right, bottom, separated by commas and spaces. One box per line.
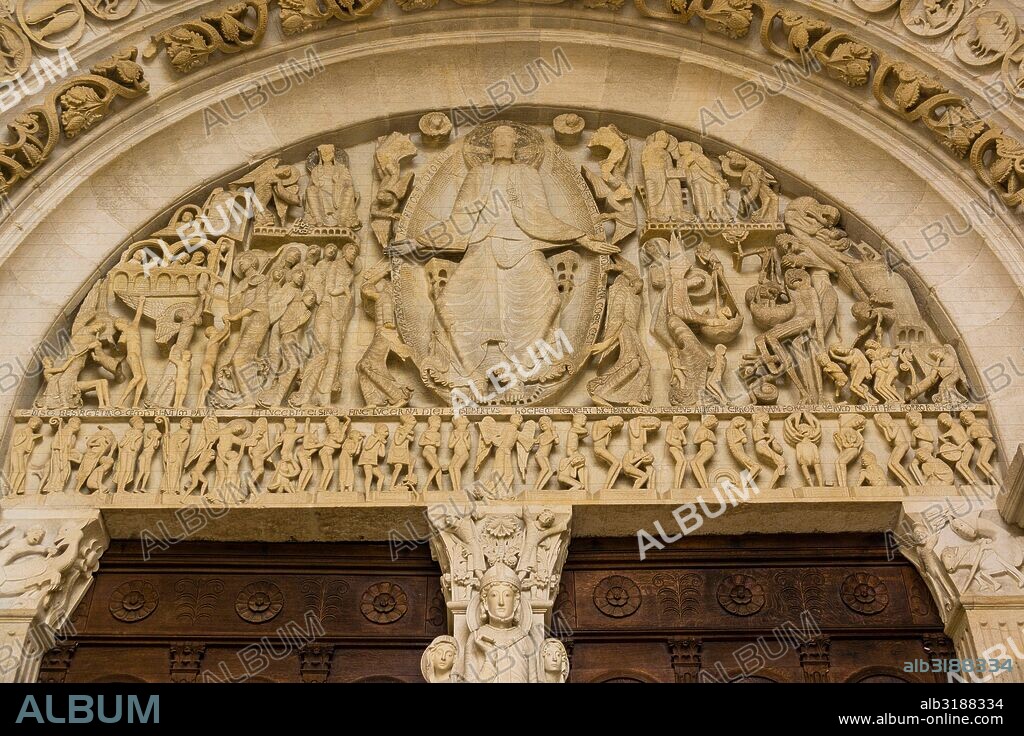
425, 504, 571, 682
0, 509, 108, 683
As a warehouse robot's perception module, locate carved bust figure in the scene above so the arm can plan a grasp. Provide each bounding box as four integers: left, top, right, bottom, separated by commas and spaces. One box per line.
421, 635, 459, 683
464, 562, 539, 683
541, 638, 570, 683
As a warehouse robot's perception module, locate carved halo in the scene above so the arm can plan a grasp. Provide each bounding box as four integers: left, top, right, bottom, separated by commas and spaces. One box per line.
462, 120, 545, 169
392, 118, 609, 405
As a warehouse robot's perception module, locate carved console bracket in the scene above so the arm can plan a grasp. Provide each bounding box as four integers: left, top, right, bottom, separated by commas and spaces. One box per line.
423, 504, 572, 683
0, 508, 108, 683
897, 499, 1024, 683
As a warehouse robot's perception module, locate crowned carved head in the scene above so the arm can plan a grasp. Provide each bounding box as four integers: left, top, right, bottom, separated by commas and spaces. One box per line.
479, 562, 522, 627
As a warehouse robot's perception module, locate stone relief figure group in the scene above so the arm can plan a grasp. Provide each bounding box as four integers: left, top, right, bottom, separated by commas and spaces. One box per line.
5, 407, 997, 497
423, 505, 571, 683
3, 114, 997, 499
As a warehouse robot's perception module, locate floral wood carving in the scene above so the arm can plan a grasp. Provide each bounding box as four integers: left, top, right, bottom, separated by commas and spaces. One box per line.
652, 572, 703, 617
717, 573, 765, 616
594, 574, 642, 618
300, 577, 350, 624
235, 581, 284, 623
109, 580, 159, 622
360, 581, 408, 624
174, 577, 225, 625
841, 572, 890, 615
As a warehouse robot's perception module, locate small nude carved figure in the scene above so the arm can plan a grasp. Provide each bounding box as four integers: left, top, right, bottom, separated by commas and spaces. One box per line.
592, 416, 625, 489
726, 416, 762, 479
666, 415, 689, 489
784, 411, 823, 486
752, 413, 786, 489
419, 415, 444, 494
690, 415, 719, 489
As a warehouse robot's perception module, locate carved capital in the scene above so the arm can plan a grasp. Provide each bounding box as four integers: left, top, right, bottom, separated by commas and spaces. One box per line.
898, 500, 1024, 680
798, 634, 831, 682
425, 504, 572, 683
37, 642, 76, 684
169, 642, 207, 683
428, 504, 572, 612
668, 637, 702, 683
298, 642, 335, 683
0, 509, 107, 683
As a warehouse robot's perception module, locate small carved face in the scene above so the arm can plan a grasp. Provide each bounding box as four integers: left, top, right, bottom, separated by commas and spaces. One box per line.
324, 244, 338, 260
491, 126, 517, 161
543, 642, 565, 673
430, 643, 456, 674
484, 582, 518, 623
25, 527, 45, 545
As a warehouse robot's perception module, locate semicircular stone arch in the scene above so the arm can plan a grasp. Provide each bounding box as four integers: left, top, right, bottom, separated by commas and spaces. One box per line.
2, 10, 1024, 684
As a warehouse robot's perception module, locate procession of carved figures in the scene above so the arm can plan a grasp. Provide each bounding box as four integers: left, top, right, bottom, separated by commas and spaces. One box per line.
1, 113, 998, 496
3, 408, 999, 498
